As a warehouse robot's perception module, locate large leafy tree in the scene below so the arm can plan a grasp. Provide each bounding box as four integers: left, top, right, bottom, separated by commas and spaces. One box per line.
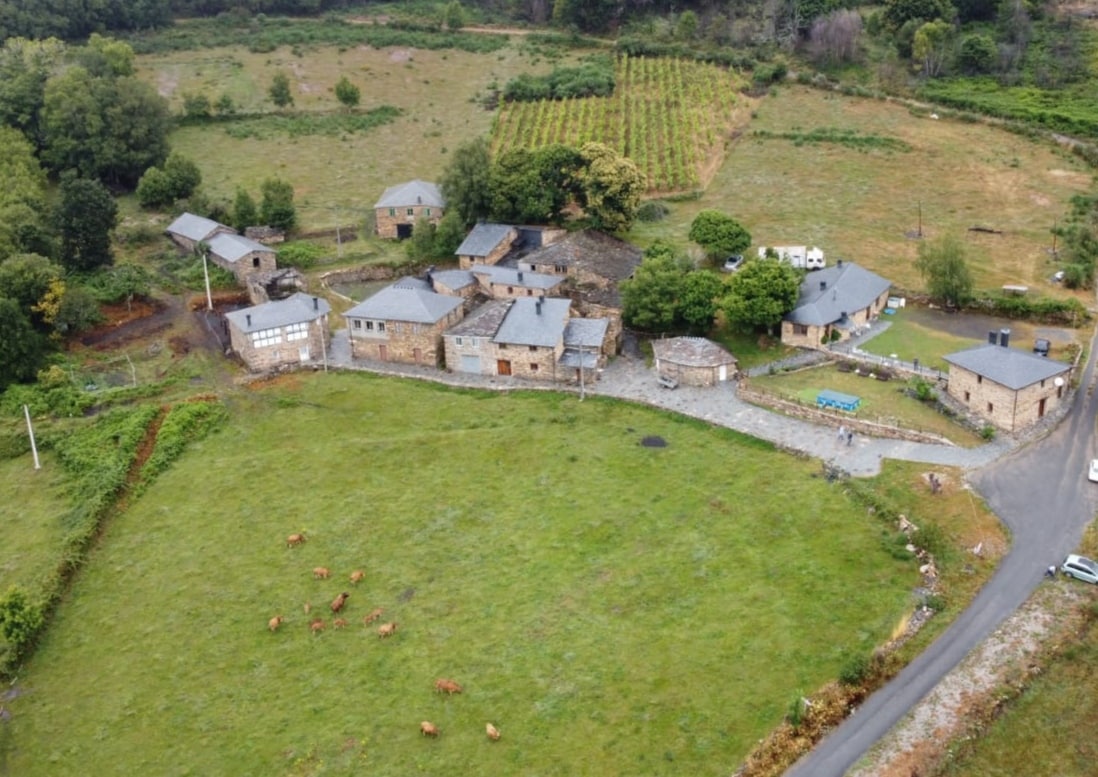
334, 75, 360, 109
260, 178, 296, 232
913, 19, 953, 77
56, 176, 119, 273
914, 234, 974, 306
0, 37, 64, 151
269, 72, 293, 108
883, 0, 955, 29
0, 297, 45, 390
688, 210, 752, 260
679, 270, 725, 333
620, 242, 689, 331
440, 136, 493, 226
720, 258, 801, 334
489, 145, 583, 225
576, 141, 644, 234
233, 187, 259, 231
0, 253, 59, 329
0, 126, 50, 263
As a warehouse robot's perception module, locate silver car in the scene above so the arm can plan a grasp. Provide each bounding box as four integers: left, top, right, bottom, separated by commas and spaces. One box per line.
1060, 554, 1098, 584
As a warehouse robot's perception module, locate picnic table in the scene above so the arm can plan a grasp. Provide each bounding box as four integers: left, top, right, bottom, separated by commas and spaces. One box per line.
816, 389, 861, 412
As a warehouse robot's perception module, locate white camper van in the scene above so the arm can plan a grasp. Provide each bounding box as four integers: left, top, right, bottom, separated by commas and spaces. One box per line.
757, 245, 826, 270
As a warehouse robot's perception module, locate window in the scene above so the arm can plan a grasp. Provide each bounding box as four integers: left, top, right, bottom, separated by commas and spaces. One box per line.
987, 402, 994, 413
406, 208, 415, 216
251, 327, 282, 348
378, 321, 385, 332
285, 322, 308, 342
455, 336, 463, 346
977, 375, 982, 384
531, 363, 539, 372
1040, 379, 1045, 387
471, 337, 478, 347
425, 208, 431, 216
527, 289, 533, 296
528, 345, 537, 352
507, 286, 514, 294
793, 324, 808, 336
964, 391, 970, 402
388, 208, 396, 217
253, 256, 260, 268
353, 320, 362, 330
500, 343, 508, 350
365, 321, 374, 331
554, 264, 566, 274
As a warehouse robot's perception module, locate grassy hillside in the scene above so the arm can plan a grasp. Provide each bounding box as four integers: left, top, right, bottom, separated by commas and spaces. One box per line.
6, 372, 929, 776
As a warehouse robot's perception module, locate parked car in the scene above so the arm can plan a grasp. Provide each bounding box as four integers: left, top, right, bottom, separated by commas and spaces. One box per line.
1089, 459, 1098, 482
1033, 338, 1050, 357
722, 254, 745, 272
1060, 554, 1098, 584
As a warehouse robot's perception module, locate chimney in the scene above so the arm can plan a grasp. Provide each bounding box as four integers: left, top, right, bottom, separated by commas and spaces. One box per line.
246, 314, 252, 327
988, 330, 998, 345
837, 258, 843, 268
819, 281, 827, 291
517, 271, 524, 282
999, 328, 1010, 348
416, 196, 422, 204
536, 298, 542, 315
313, 296, 318, 311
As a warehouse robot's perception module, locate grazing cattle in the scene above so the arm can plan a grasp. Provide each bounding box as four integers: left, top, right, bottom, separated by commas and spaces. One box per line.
363, 607, 384, 625
333, 618, 348, 629
420, 721, 439, 737
377, 622, 397, 638
486, 723, 501, 741
309, 618, 326, 634
313, 567, 330, 580
268, 615, 284, 632
330, 592, 350, 613
350, 570, 365, 585
434, 679, 463, 695
286, 533, 307, 547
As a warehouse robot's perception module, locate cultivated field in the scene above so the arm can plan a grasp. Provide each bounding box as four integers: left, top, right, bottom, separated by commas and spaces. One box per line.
6, 373, 930, 776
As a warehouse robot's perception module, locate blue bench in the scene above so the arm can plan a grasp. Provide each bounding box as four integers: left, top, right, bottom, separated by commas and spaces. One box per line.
817, 389, 861, 412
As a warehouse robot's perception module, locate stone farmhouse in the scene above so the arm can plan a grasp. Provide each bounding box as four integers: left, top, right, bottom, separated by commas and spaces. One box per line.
652, 337, 738, 387
165, 212, 234, 253
470, 264, 566, 299
207, 232, 277, 283
442, 296, 610, 382
943, 330, 1071, 433
455, 223, 518, 269
781, 260, 891, 349
224, 292, 331, 372
342, 278, 464, 365
373, 180, 444, 239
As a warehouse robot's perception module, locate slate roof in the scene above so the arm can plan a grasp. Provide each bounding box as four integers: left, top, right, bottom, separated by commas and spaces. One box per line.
166, 212, 226, 242
785, 261, 891, 326
493, 297, 572, 347
943, 343, 1070, 390
563, 317, 608, 349
456, 223, 515, 257
429, 268, 477, 292
343, 283, 462, 324
224, 292, 329, 334
208, 232, 275, 263
651, 337, 737, 367
373, 180, 444, 209
470, 263, 564, 291
521, 230, 642, 283
445, 299, 512, 338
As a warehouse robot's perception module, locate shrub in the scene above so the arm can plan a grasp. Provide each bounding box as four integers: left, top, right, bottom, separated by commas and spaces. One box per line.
911, 377, 935, 401
137, 400, 227, 492
980, 424, 996, 441
839, 652, 871, 686
0, 586, 44, 665
277, 241, 325, 269
636, 201, 670, 222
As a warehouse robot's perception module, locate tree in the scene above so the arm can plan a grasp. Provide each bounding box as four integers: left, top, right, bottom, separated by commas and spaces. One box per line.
136, 166, 173, 208
913, 20, 952, 77
808, 9, 864, 65
405, 215, 439, 261
914, 234, 974, 306
0, 125, 49, 263
0, 253, 59, 328
620, 245, 689, 331
0, 585, 44, 661
233, 187, 259, 231
676, 10, 698, 39
720, 258, 801, 334
882, 0, 955, 30
489, 146, 580, 224
334, 76, 361, 110
260, 178, 296, 232
552, 0, 622, 33
269, 72, 293, 108
0, 37, 65, 151
688, 210, 752, 260
443, 0, 466, 30
440, 136, 493, 226
957, 33, 996, 74
56, 176, 118, 273
576, 142, 644, 233
679, 270, 724, 333
54, 285, 103, 334
0, 298, 45, 390
163, 153, 202, 201
433, 211, 466, 259
181, 91, 212, 120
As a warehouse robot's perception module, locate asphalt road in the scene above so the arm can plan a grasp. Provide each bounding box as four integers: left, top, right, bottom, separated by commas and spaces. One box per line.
785, 326, 1098, 777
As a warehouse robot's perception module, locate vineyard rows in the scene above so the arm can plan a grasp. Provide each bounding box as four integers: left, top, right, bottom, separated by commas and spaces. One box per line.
492, 55, 741, 194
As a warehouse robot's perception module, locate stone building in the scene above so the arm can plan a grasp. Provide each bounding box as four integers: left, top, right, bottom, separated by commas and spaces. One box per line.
470, 264, 565, 300
651, 337, 738, 387
943, 330, 1071, 433
455, 223, 518, 269
781, 260, 891, 349
207, 232, 278, 283
343, 280, 464, 365
373, 180, 444, 239
165, 212, 234, 253
224, 292, 331, 372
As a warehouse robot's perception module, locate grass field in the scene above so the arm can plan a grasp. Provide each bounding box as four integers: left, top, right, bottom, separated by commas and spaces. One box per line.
749, 364, 985, 446
0, 455, 71, 593
5, 372, 932, 776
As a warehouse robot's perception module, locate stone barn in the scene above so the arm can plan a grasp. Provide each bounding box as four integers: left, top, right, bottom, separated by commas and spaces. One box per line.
165, 212, 234, 253
224, 292, 331, 372
373, 180, 444, 239
652, 337, 738, 387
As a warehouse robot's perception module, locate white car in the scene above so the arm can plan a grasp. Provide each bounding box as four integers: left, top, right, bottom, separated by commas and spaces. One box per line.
1060, 554, 1098, 584
1089, 459, 1098, 482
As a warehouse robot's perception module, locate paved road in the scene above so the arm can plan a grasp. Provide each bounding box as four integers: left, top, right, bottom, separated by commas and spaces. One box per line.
785, 325, 1098, 777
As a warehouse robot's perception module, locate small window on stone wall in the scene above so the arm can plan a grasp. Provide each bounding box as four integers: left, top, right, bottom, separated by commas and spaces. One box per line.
531, 363, 539, 372
987, 402, 993, 413
964, 391, 970, 402
977, 375, 983, 384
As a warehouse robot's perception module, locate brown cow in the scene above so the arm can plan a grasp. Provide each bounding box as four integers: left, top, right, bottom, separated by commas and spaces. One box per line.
420, 721, 439, 737
349, 570, 365, 585
434, 678, 463, 695
333, 618, 348, 629
313, 567, 330, 580
377, 622, 397, 638
330, 592, 350, 613
286, 533, 307, 547
309, 618, 326, 634
486, 723, 501, 741
363, 607, 384, 625
267, 615, 284, 632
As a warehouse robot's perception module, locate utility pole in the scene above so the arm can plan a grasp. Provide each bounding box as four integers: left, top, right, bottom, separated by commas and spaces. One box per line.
578, 342, 585, 401
201, 250, 214, 311
917, 200, 923, 238
23, 404, 40, 470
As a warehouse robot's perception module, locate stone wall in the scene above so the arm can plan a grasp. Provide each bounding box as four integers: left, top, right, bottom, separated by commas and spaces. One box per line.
946, 365, 1069, 433
348, 310, 462, 366
230, 318, 330, 373
375, 205, 442, 239
487, 342, 564, 381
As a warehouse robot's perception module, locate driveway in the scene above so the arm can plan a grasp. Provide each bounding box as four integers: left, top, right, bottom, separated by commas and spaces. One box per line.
784, 324, 1098, 776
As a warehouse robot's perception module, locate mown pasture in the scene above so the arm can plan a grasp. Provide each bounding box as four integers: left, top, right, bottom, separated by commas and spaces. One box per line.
7, 372, 928, 776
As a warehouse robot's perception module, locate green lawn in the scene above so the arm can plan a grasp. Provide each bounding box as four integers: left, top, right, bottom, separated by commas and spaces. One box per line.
750, 363, 984, 446
857, 309, 976, 373
0, 454, 71, 593
7, 372, 925, 776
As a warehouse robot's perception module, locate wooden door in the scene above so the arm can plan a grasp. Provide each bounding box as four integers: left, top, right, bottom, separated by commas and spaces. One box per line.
378, 344, 388, 361
497, 359, 511, 376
